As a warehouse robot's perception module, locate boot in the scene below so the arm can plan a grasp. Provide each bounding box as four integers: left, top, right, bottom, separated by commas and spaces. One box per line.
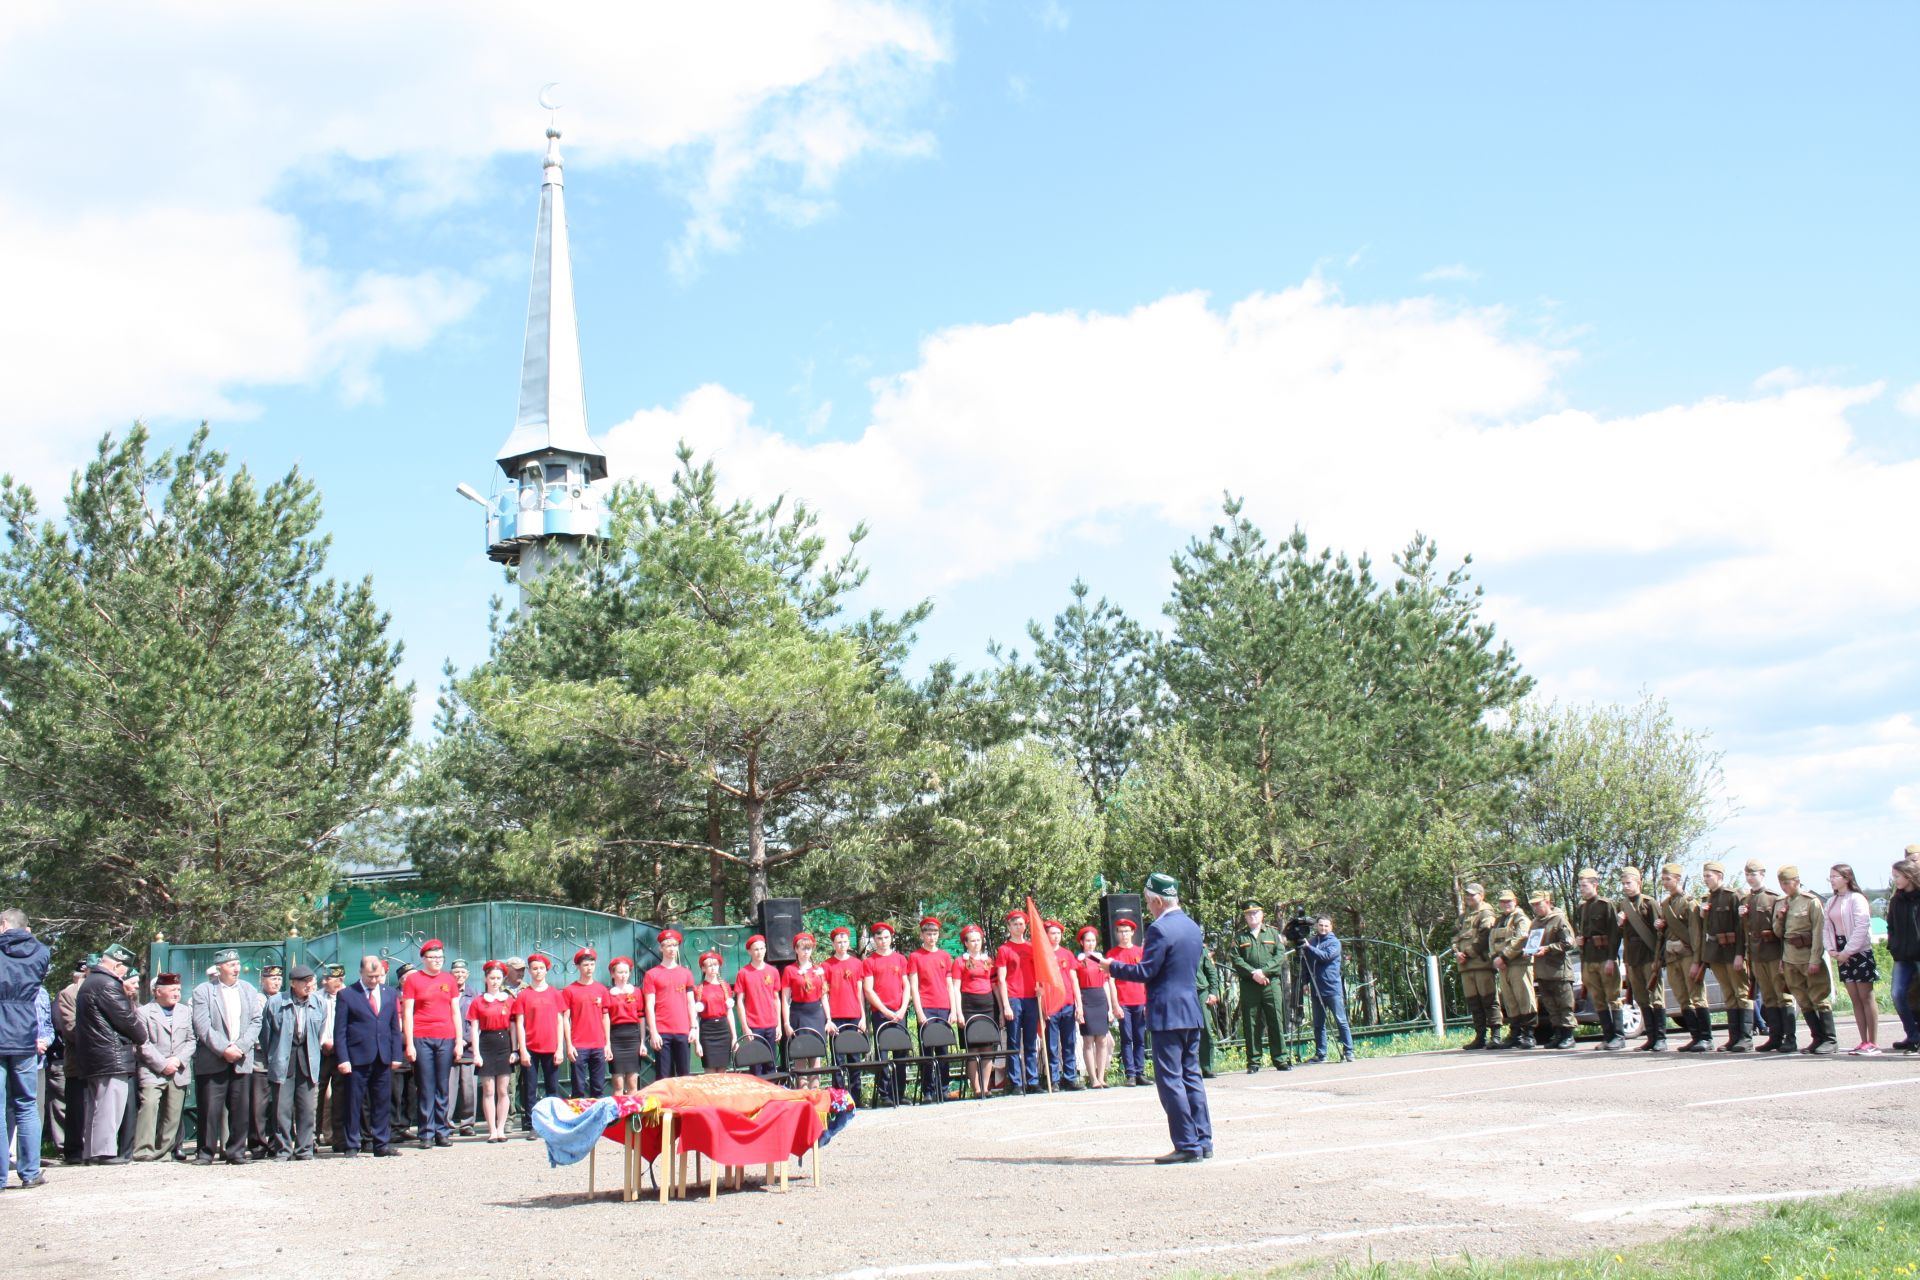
1645, 1006, 1670, 1052
1462, 997, 1487, 1050
1599, 1008, 1626, 1051
1514, 1022, 1536, 1050
1808, 1009, 1838, 1055
1485, 1017, 1512, 1051
1772, 1005, 1797, 1053
1754, 1005, 1782, 1053
1722, 1006, 1753, 1053
1549, 1024, 1575, 1050
1678, 1008, 1712, 1052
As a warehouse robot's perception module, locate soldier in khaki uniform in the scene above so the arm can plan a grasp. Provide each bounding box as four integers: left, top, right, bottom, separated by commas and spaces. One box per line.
1487, 889, 1535, 1050
1450, 883, 1502, 1050
1698, 861, 1754, 1052
1616, 867, 1668, 1051
1573, 868, 1625, 1050
1774, 865, 1835, 1054
1231, 903, 1290, 1072
1742, 858, 1788, 1052
1656, 863, 1711, 1052
1528, 889, 1577, 1049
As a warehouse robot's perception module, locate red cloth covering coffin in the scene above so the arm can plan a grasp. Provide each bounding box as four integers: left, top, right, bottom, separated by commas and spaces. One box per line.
590, 1073, 830, 1165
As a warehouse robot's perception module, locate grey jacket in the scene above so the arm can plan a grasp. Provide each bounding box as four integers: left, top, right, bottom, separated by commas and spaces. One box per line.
135, 1001, 197, 1089
261, 992, 326, 1083
190, 979, 266, 1075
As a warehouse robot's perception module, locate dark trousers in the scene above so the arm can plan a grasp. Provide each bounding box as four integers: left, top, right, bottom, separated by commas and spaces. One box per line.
248, 1071, 270, 1154
1118, 1006, 1148, 1077
414, 1037, 454, 1140
916, 1011, 951, 1101
831, 1018, 863, 1090
1006, 997, 1040, 1086
316, 1050, 338, 1145
116, 1071, 136, 1160
523, 1053, 562, 1122
42, 1055, 65, 1155
1046, 1007, 1079, 1083
62, 1068, 87, 1163
196, 1067, 251, 1161
449, 1059, 477, 1132
340, 1061, 393, 1152
569, 1046, 607, 1098
745, 1027, 779, 1079
655, 1035, 690, 1080
1150, 1027, 1212, 1155
327, 1060, 351, 1151
273, 1070, 319, 1156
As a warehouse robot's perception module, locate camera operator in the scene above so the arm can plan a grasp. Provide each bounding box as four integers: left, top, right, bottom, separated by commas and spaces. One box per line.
1281, 907, 1313, 1028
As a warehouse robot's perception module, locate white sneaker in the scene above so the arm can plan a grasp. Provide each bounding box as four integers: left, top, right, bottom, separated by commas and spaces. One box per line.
1858, 1042, 1882, 1056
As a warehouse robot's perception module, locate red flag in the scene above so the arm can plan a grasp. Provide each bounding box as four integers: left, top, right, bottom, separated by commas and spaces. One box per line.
1026, 896, 1069, 1017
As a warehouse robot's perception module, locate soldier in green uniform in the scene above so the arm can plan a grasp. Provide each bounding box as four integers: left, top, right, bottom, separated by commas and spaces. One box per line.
1574, 868, 1626, 1051
1698, 860, 1754, 1052
1774, 865, 1835, 1054
1231, 903, 1290, 1072
1656, 863, 1711, 1052
1488, 889, 1535, 1050
1528, 889, 1576, 1049
1197, 943, 1222, 1079
1450, 883, 1502, 1050
1742, 858, 1788, 1052
1616, 867, 1668, 1052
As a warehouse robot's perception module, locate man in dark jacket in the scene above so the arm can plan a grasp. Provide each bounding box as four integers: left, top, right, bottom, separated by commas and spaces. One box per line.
74, 943, 147, 1164
0, 908, 52, 1188
1301, 917, 1355, 1064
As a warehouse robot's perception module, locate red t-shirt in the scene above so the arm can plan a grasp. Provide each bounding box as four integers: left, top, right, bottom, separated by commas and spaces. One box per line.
1050, 946, 1079, 1007
822, 955, 866, 1020
784, 964, 827, 1004
908, 947, 956, 1010
955, 953, 996, 996
996, 941, 1036, 998
402, 969, 460, 1038
1108, 946, 1146, 1006
513, 985, 565, 1053
863, 951, 909, 1011
1073, 955, 1108, 991
605, 986, 645, 1026
693, 981, 732, 1021
733, 964, 783, 1029
561, 981, 610, 1049
468, 992, 515, 1032
642, 965, 693, 1035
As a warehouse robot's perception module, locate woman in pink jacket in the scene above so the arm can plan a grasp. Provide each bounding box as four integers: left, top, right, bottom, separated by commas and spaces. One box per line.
1825, 864, 1879, 1055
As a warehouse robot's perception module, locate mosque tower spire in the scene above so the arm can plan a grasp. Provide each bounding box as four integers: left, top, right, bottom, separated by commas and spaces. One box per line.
456, 89, 610, 600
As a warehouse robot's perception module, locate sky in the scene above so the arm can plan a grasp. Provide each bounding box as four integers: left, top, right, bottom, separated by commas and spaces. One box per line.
3, 2, 1916, 883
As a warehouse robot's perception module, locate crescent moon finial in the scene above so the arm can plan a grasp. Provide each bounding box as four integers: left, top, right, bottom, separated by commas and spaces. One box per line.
539, 82, 562, 112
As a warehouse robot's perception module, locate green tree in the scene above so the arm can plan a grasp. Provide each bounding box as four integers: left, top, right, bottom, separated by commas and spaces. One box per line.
1508, 692, 1731, 906
0, 426, 410, 955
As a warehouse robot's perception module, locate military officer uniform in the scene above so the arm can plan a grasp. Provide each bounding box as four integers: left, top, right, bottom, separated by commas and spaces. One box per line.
1528, 891, 1576, 1048
1574, 869, 1625, 1050
1197, 945, 1222, 1078
1657, 865, 1711, 1052
1698, 861, 1753, 1052
1774, 865, 1836, 1054
1450, 884, 1503, 1050
1616, 870, 1668, 1051
1487, 890, 1535, 1050
1741, 860, 1789, 1051
1230, 904, 1290, 1071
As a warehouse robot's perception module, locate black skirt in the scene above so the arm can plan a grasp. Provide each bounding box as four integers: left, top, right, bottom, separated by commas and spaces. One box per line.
790, 1000, 828, 1035
698, 1019, 732, 1072
478, 1029, 515, 1079
1078, 986, 1111, 1037
960, 991, 999, 1024
609, 1022, 644, 1075
1839, 951, 1880, 984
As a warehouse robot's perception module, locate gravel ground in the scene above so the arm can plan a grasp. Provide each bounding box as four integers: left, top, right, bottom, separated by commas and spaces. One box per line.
12, 1026, 1919, 1279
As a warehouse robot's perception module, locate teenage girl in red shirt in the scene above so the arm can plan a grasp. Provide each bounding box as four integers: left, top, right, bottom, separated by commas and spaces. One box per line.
955, 924, 998, 1097
783, 932, 828, 1075
1073, 927, 1120, 1088
692, 952, 736, 1072
605, 957, 646, 1094
469, 962, 517, 1140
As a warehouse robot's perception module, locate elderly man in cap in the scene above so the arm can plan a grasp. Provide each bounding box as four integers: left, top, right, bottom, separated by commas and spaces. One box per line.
190, 948, 265, 1164
402, 940, 462, 1148
133, 972, 195, 1160
1093, 874, 1213, 1162
262, 965, 327, 1159
73, 943, 147, 1164
246, 964, 284, 1157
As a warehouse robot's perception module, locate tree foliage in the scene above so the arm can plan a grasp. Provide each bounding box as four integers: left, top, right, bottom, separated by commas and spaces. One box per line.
0, 426, 410, 955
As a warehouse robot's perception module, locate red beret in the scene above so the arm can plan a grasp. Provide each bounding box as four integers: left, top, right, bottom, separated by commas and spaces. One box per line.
573, 947, 597, 964
658, 929, 682, 945
610, 956, 635, 971
919, 915, 942, 930
959, 923, 983, 940
1115, 917, 1138, 930
829, 926, 852, 940
793, 931, 815, 947
527, 952, 552, 966
1004, 910, 1024, 922
870, 921, 894, 935
746, 934, 767, 950
698, 951, 723, 967
482, 960, 506, 975
419, 939, 445, 955
1077, 925, 1100, 943
1043, 919, 1064, 932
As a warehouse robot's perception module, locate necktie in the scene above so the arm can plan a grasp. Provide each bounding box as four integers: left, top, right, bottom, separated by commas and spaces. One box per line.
369, 985, 380, 1016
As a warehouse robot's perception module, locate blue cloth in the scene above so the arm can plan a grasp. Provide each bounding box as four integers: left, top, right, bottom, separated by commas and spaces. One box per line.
1893, 960, 1920, 1044
1149, 1028, 1212, 1156
415, 1036, 454, 1139
1311, 985, 1354, 1059
2, 1051, 41, 1184
261, 994, 326, 1083
1301, 932, 1344, 1002
340, 1060, 393, 1152
1117, 1006, 1146, 1078
1045, 1006, 1079, 1083
570, 1045, 607, 1097
333, 982, 401, 1067
0, 929, 51, 1056
1006, 997, 1039, 1086
1106, 907, 1205, 1030
532, 1095, 619, 1168
34, 988, 54, 1047
655, 1034, 690, 1080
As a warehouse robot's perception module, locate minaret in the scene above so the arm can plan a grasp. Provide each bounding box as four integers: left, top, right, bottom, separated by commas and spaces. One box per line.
457, 98, 610, 602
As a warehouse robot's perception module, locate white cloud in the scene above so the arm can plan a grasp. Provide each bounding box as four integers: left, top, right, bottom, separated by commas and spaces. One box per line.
1420, 263, 1480, 283
0, 0, 946, 491
1899, 383, 1920, 418
601, 276, 1920, 878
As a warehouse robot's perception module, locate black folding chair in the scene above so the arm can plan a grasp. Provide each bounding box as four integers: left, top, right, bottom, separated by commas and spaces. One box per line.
916, 1017, 957, 1103
829, 1026, 872, 1100
731, 1033, 777, 1078
960, 1014, 1004, 1097
872, 1020, 913, 1106
783, 1028, 831, 1087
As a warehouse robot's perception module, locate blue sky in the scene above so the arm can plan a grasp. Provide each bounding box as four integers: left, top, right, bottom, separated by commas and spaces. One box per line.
3, 2, 1916, 881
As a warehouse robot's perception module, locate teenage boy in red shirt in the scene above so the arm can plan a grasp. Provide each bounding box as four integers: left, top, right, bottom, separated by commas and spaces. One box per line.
1043, 920, 1083, 1091
1109, 920, 1149, 1086
908, 916, 959, 1102
862, 923, 910, 1104
401, 939, 461, 1148
997, 911, 1040, 1093
560, 949, 610, 1098
512, 954, 566, 1122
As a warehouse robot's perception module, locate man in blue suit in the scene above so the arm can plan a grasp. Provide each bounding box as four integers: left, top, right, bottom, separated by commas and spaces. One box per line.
1097, 873, 1214, 1164
331, 956, 402, 1157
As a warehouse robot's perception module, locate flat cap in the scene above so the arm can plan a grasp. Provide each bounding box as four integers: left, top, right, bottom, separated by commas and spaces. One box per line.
1528, 889, 1553, 905
1777, 864, 1800, 881
212, 948, 239, 964
288, 964, 315, 981
1462, 882, 1485, 896
261, 965, 283, 977
1702, 860, 1725, 875
102, 942, 138, 965
1660, 862, 1685, 877
1744, 858, 1767, 873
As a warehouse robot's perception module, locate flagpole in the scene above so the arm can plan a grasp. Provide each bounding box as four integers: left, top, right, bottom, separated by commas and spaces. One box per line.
1039, 1024, 1053, 1094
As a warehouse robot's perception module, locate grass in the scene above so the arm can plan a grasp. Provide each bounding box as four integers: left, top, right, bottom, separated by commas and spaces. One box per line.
1191, 1185, 1920, 1279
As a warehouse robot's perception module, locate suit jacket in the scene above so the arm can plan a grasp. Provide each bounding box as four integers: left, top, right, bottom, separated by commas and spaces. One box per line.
190, 978, 266, 1075
332, 980, 401, 1068
1106, 907, 1205, 1031
135, 1001, 198, 1088
261, 993, 327, 1082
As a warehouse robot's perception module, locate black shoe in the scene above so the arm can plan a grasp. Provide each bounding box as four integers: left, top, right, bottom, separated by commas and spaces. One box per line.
272, 1152, 292, 1162
433, 1135, 452, 1147
338, 1149, 359, 1158
224, 1155, 250, 1166
293, 1152, 314, 1161
18, 1174, 45, 1188
417, 1137, 432, 1150
1201, 1146, 1214, 1159
88, 1156, 129, 1166
373, 1147, 399, 1157
1276, 1059, 1292, 1070
1061, 1080, 1082, 1092
194, 1154, 214, 1166
1246, 1065, 1260, 1074
1153, 1150, 1200, 1165
1308, 1056, 1327, 1065
1201, 1069, 1216, 1079
458, 1126, 476, 1137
